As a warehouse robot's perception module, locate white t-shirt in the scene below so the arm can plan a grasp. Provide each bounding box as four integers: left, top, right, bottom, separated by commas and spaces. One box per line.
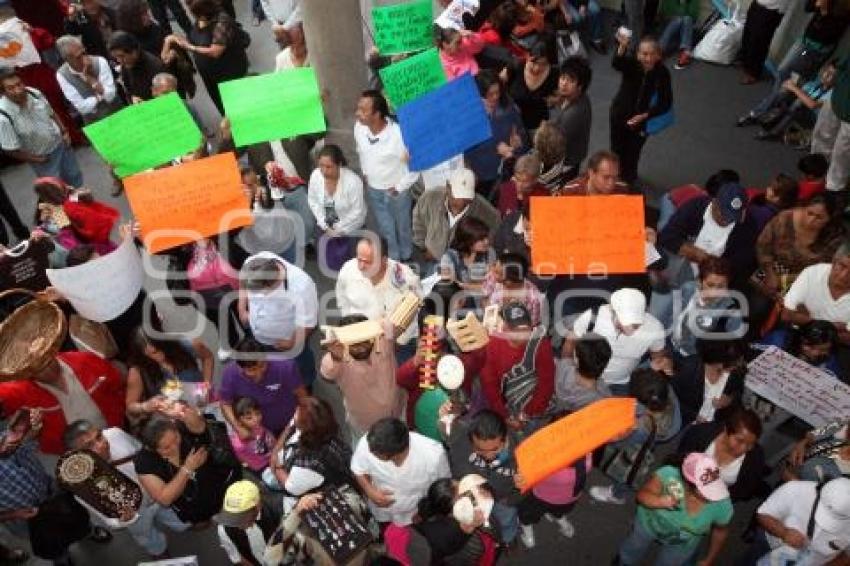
698, 371, 730, 422
784, 264, 850, 325
217, 521, 267, 564
245, 252, 318, 346
572, 305, 666, 386
307, 167, 367, 234
350, 432, 451, 525
706, 438, 744, 486
692, 206, 734, 274
353, 119, 417, 192
758, 481, 850, 565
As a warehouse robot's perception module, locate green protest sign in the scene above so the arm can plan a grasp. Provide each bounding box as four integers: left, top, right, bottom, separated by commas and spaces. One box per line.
372, 0, 433, 55
83, 93, 203, 177
379, 47, 446, 108
220, 68, 326, 148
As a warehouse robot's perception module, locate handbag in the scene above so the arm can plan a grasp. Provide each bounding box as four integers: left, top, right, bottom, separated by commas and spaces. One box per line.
600, 415, 657, 489
645, 92, 674, 136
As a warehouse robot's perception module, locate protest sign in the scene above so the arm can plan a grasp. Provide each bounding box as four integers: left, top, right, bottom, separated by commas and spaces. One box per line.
0, 18, 41, 67
83, 93, 203, 177
379, 48, 446, 108
123, 152, 251, 254
746, 346, 850, 427
515, 397, 636, 492
530, 195, 646, 275
46, 236, 143, 322
220, 69, 326, 148
397, 73, 491, 172
434, 0, 480, 30
372, 0, 433, 55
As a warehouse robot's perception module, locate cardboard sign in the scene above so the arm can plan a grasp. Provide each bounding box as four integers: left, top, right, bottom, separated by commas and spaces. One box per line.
397, 73, 491, 172
372, 0, 433, 55
530, 196, 646, 275
220, 69, 326, 147
123, 152, 252, 253
379, 48, 446, 108
83, 93, 203, 177
746, 346, 850, 427
515, 397, 636, 492
46, 237, 143, 322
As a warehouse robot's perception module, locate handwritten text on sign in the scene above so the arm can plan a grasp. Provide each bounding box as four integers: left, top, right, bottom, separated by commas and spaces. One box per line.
379, 47, 446, 108
372, 0, 433, 55
530, 195, 646, 275
123, 152, 252, 254
515, 397, 636, 492
746, 346, 850, 427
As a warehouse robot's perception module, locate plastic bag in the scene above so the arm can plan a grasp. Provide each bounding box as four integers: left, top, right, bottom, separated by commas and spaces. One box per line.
694, 17, 744, 65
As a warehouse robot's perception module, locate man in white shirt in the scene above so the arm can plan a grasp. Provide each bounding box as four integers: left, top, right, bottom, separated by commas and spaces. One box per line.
351, 418, 450, 525
750, 477, 850, 566
783, 249, 850, 346
336, 235, 421, 350
354, 90, 418, 261
567, 288, 669, 395
55, 35, 122, 125
238, 252, 319, 384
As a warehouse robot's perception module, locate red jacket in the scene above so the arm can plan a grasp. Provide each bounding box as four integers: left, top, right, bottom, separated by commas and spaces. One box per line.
480, 333, 554, 418
0, 352, 125, 454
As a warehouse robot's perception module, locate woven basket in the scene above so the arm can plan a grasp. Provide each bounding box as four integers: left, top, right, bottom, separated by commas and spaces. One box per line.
0, 299, 67, 381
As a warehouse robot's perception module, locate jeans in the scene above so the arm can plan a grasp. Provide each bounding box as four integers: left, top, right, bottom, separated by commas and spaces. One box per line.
129, 504, 190, 556
280, 186, 316, 247
659, 16, 694, 53
657, 193, 676, 232
32, 143, 83, 188
565, 0, 603, 42
811, 98, 850, 192
751, 41, 831, 117
367, 187, 413, 260
491, 501, 519, 544
619, 519, 699, 566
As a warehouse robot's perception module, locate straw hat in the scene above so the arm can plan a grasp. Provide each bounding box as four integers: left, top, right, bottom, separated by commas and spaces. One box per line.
68, 315, 117, 360
0, 299, 67, 381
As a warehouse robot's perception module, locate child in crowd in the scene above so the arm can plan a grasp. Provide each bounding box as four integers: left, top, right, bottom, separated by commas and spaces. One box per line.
797, 153, 830, 201
228, 397, 277, 477
437, 26, 486, 80
482, 252, 546, 326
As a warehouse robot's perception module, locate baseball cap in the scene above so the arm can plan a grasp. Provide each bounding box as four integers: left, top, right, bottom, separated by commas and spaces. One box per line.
815, 477, 850, 533
610, 288, 646, 327
437, 354, 465, 390
448, 168, 475, 200
682, 453, 729, 502
500, 302, 532, 328
214, 480, 260, 527
715, 182, 747, 224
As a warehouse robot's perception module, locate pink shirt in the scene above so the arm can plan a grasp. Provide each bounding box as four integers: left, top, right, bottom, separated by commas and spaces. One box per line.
532, 454, 592, 505
440, 34, 485, 80
229, 426, 276, 472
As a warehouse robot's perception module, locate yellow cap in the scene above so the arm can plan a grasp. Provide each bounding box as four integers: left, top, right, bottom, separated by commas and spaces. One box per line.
222, 480, 260, 513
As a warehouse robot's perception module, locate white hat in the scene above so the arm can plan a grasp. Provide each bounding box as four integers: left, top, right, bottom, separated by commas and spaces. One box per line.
448, 168, 475, 200
610, 288, 646, 327
437, 355, 464, 390
815, 477, 850, 533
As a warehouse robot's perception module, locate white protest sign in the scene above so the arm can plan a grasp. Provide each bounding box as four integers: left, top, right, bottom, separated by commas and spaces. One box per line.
46, 237, 143, 323
0, 18, 41, 68
745, 346, 850, 427
434, 0, 479, 30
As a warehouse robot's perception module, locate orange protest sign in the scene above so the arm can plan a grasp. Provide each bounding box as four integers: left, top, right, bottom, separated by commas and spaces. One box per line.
123, 152, 252, 253
515, 397, 636, 492
530, 195, 646, 275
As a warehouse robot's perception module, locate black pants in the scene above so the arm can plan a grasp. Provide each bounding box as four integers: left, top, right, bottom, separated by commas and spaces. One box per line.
517, 492, 576, 525
740, 1, 784, 79
0, 182, 30, 245
610, 117, 647, 185
147, 0, 192, 34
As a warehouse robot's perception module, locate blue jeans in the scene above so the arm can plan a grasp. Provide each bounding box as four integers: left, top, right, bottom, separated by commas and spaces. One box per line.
367, 187, 413, 260
32, 143, 83, 188
657, 193, 676, 232
280, 186, 317, 247
659, 15, 694, 53
491, 501, 519, 544
619, 519, 699, 566
565, 0, 603, 41
751, 41, 831, 117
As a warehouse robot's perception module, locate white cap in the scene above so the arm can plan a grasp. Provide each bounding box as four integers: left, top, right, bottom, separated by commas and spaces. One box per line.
815, 477, 850, 533
448, 168, 475, 200
437, 355, 464, 391
610, 288, 646, 327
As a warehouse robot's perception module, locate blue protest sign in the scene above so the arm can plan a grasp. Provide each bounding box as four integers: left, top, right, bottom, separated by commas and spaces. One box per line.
397, 73, 492, 172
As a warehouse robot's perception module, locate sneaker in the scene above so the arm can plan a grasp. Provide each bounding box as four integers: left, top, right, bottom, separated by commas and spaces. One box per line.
736, 113, 757, 127
552, 515, 576, 538
589, 485, 626, 505
519, 524, 536, 548
674, 50, 691, 69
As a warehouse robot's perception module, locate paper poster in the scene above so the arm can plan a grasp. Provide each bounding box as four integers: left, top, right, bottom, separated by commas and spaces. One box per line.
380, 48, 447, 108
123, 152, 252, 254
397, 73, 491, 172
530, 196, 647, 275
434, 0, 480, 30
372, 0, 433, 55
46, 237, 143, 323
515, 397, 636, 492
83, 93, 203, 177
0, 18, 41, 67
220, 69, 326, 148
745, 346, 850, 427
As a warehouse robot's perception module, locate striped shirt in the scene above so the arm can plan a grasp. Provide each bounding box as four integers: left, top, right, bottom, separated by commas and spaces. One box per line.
0, 88, 62, 156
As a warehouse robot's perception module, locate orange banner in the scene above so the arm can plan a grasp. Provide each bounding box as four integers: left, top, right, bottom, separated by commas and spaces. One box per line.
515, 397, 636, 492
530, 195, 646, 275
123, 152, 252, 253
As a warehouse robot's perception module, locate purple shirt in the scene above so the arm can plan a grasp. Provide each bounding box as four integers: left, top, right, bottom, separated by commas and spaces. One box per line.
219, 360, 303, 434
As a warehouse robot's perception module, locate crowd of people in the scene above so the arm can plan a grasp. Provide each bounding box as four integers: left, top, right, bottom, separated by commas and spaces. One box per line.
0, 0, 848, 565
